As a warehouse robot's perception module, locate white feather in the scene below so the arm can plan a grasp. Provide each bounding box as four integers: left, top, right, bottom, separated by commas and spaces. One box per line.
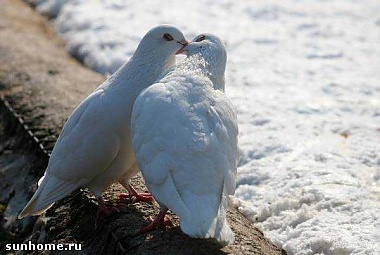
19, 25, 188, 219
132, 34, 238, 245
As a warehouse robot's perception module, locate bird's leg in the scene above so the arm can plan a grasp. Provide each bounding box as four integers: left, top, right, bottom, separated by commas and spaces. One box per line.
96, 196, 119, 226
136, 207, 172, 234
118, 184, 154, 203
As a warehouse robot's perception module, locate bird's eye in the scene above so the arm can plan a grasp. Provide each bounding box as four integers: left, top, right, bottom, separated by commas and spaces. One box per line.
196, 35, 206, 42
163, 33, 174, 41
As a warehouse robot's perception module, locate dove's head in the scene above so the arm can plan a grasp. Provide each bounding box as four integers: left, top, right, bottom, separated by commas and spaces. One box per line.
131, 25, 188, 80
180, 33, 227, 90
136, 25, 188, 58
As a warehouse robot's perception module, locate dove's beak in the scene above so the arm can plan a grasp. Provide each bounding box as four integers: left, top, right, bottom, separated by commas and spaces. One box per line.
176, 40, 189, 55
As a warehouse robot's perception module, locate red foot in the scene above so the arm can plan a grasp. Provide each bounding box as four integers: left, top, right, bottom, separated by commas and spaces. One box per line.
118, 185, 154, 203
96, 197, 119, 226
136, 207, 172, 235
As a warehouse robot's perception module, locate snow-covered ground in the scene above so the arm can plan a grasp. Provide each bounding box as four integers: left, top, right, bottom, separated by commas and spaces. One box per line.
28, 0, 380, 254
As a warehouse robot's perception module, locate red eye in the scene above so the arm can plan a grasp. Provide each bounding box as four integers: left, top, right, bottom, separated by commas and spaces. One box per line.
163, 33, 174, 41
196, 35, 206, 42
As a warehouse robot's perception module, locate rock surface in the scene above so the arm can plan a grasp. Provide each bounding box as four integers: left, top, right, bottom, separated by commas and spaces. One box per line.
0, 0, 286, 254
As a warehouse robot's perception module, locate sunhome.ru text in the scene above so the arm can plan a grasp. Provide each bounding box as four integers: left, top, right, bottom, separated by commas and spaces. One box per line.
5, 241, 82, 252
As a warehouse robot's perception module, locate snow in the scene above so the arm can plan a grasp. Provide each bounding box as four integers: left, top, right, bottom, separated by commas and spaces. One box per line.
28, 0, 380, 254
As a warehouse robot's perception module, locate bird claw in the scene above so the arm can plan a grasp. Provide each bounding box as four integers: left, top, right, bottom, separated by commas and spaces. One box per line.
118, 192, 154, 204
136, 215, 173, 235
96, 205, 119, 226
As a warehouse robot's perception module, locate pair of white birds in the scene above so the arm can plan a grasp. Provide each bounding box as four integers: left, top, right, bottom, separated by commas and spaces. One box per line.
19, 25, 238, 246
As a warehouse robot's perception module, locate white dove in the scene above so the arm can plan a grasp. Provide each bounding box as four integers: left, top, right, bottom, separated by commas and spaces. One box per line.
131, 34, 238, 245
18, 25, 188, 224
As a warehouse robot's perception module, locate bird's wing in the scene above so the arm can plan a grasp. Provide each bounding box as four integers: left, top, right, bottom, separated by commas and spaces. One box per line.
132, 76, 238, 219
47, 89, 120, 183
19, 89, 121, 218
209, 89, 239, 196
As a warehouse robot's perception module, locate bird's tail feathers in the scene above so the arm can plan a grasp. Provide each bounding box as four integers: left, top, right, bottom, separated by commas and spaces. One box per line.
18, 173, 79, 219
179, 183, 235, 246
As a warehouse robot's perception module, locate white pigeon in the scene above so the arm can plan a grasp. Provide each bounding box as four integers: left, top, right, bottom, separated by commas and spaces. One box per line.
18, 25, 188, 223
131, 33, 238, 245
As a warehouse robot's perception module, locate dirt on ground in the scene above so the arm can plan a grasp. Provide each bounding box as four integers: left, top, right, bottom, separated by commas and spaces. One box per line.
0, 0, 286, 254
